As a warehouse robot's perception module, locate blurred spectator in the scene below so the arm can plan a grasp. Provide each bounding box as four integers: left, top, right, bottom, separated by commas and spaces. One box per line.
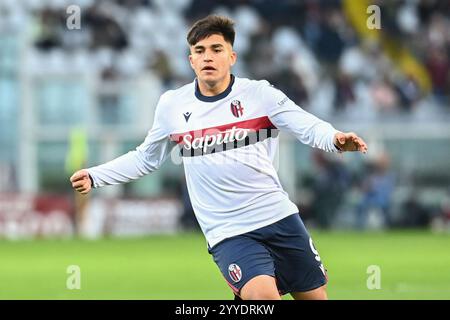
269, 57, 309, 107
65, 126, 90, 236
84, 4, 128, 50
394, 74, 422, 111
356, 153, 395, 229
151, 50, 174, 88
444, 190, 450, 223
399, 190, 433, 228
178, 178, 199, 231
34, 8, 63, 50
431, 188, 450, 232
370, 76, 400, 113
334, 71, 355, 112
315, 9, 345, 72
309, 150, 352, 229
426, 46, 450, 106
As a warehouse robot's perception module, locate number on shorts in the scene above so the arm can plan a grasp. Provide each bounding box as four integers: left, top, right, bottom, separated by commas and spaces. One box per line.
309, 237, 321, 262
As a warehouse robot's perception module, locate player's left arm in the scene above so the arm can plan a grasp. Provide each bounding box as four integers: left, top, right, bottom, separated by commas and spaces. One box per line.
261, 82, 368, 154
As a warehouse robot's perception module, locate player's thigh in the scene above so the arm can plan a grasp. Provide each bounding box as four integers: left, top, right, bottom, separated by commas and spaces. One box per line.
291, 284, 328, 300
264, 214, 328, 295
240, 275, 281, 300
208, 235, 277, 297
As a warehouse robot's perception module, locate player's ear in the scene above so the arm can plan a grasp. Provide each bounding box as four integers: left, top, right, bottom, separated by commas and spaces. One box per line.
230, 51, 237, 66
188, 54, 195, 69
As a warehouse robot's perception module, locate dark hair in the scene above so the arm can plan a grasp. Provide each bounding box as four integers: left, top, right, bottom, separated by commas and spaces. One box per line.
187, 15, 235, 46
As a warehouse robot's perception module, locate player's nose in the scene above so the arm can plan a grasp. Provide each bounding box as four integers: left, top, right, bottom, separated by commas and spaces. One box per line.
203, 50, 213, 61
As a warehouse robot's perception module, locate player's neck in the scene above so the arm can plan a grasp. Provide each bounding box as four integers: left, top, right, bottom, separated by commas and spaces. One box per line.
197, 74, 232, 97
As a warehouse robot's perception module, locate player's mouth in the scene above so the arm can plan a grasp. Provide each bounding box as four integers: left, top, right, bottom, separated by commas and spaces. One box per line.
201, 66, 216, 72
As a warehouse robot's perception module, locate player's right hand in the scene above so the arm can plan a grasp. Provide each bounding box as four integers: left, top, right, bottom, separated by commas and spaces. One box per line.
70, 169, 92, 194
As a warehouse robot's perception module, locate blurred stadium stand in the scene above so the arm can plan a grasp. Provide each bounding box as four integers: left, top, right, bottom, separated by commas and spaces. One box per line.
1, 0, 450, 238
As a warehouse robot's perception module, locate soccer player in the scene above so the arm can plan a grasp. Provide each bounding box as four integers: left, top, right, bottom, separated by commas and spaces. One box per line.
70, 15, 368, 300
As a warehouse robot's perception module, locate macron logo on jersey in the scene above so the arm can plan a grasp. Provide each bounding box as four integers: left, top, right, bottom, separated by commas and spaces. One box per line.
183, 112, 192, 122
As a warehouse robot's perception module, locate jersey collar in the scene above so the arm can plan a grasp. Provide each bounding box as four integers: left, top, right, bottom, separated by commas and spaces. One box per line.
195, 74, 235, 102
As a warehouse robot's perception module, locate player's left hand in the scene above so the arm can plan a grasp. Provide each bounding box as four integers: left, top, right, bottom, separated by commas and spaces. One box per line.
334, 132, 368, 154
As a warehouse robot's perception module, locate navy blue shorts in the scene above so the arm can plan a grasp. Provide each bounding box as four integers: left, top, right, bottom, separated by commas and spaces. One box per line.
208, 213, 328, 296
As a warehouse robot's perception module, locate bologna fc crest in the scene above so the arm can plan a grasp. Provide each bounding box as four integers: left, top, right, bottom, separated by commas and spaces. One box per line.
230, 100, 244, 118
228, 263, 242, 283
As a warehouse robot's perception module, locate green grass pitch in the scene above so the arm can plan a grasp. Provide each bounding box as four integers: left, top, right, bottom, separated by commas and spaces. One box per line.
0, 230, 449, 299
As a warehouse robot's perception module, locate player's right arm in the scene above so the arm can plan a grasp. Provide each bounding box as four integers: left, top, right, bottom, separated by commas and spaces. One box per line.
70, 93, 173, 194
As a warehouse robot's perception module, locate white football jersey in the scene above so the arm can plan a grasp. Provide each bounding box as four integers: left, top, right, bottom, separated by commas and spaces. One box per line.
87, 75, 341, 247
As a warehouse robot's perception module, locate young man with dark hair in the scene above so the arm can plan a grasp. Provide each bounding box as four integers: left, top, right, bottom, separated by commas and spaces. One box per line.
71, 15, 368, 300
